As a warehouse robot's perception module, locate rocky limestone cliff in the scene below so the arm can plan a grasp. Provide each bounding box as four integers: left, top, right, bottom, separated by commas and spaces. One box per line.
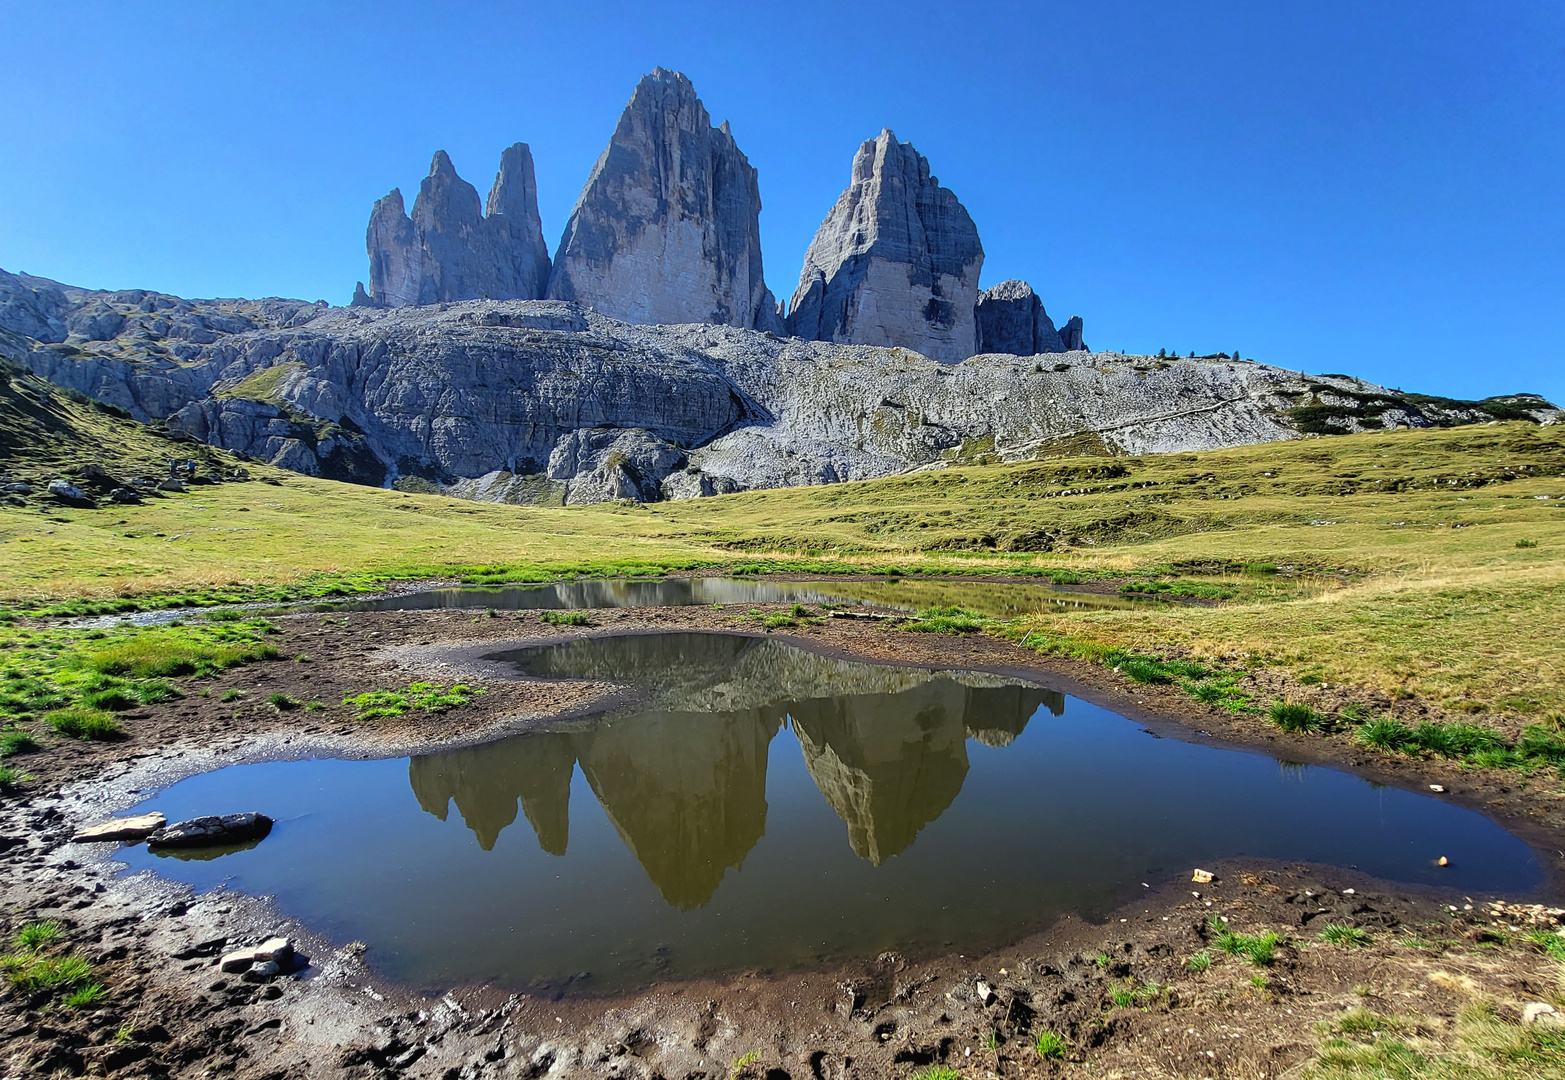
4, 268, 1558, 508
366, 145, 550, 307
975, 279, 1068, 355
786, 130, 984, 364
547, 69, 781, 332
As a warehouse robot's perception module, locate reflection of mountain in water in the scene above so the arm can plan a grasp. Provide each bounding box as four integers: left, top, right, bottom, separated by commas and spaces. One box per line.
574, 708, 781, 908
411, 732, 575, 852
410, 634, 1056, 903
792, 682, 1053, 864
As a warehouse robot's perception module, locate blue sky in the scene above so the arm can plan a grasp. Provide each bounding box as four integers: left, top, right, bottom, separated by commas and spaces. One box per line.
1, 1, 1560, 402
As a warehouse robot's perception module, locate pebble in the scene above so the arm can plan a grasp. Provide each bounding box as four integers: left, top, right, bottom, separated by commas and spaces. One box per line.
1524, 1002, 1564, 1028
243, 960, 282, 982
1191, 869, 1215, 884
220, 949, 257, 973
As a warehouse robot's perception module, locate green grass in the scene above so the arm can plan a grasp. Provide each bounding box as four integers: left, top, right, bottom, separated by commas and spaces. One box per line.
1319, 924, 1373, 948
1355, 717, 1565, 775
14, 921, 61, 950
343, 682, 483, 720
44, 706, 122, 740
1212, 922, 1285, 966
903, 605, 988, 633
1271, 700, 1322, 732
539, 610, 590, 627
1034, 1030, 1067, 1059
910, 1068, 962, 1080
1186, 949, 1213, 973
265, 692, 300, 711
6, 412, 1565, 730
63, 982, 107, 1008
0, 729, 37, 756
0, 765, 23, 789
1526, 928, 1565, 962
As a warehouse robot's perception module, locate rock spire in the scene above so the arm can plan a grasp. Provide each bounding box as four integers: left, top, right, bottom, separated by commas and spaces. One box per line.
547, 68, 782, 331
975, 279, 1067, 355
786, 130, 984, 363
365, 144, 550, 307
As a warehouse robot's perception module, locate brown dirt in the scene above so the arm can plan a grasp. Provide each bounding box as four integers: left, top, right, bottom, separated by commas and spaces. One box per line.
3, 597, 1564, 1079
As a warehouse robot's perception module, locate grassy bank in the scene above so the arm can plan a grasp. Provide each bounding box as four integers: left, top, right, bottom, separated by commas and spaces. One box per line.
3, 413, 1564, 719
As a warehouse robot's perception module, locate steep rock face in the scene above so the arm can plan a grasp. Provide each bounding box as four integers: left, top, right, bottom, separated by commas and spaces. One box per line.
1059, 315, 1086, 352
786, 130, 983, 364
366, 145, 550, 307
974, 279, 1066, 355
547, 69, 779, 331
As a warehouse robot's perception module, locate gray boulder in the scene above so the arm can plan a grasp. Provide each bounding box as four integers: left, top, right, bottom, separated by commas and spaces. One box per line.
46, 479, 96, 508
146, 812, 272, 848
547, 427, 687, 505
366, 144, 551, 307
547, 69, 778, 332
975, 279, 1066, 355
786, 130, 984, 363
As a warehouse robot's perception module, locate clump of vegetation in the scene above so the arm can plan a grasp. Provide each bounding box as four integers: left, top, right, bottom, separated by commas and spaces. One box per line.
1185, 949, 1213, 973
1516, 539, 1539, 549
0, 729, 37, 757
343, 682, 483, 721
1318, 924, 1372, 948
1034, 1030, 1067, 1059
540, 610, 590, 627
1, 920, 96, 1001
44, 707, 122, 740
909, 1067, 961, 1080
1270, 700, 1322, 732
1525, 927, 1565, 961
0, 765, 23, 791
1212, 922, 1284, 966
760, 612, 797, 630
265, 692, 301, 711
1354, 716, 1565, 774
904, 606, 987, 633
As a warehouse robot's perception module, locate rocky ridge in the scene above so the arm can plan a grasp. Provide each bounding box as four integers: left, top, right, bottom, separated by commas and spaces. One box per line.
5, 267, 1557, 506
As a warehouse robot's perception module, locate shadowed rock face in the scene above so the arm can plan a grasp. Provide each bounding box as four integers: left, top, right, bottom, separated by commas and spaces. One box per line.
786, 130, 984, 363
975, 279, 1068, 356
367, 145, 551, 307
548, 69, 782, 333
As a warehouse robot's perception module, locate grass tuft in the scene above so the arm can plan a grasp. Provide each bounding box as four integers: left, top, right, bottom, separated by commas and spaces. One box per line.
1034, 1030, 1067, 1059
1319, 924, 1372, 948
540, 610, 590, 627
1212, 922, 1284, 966
1270, 700, 1322, 732
44, 706, 123, 740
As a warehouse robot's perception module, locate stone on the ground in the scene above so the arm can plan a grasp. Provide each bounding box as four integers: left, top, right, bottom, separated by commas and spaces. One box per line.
1191, 869, 1215, 883
47, 479, 96, 507
72, 812, 167, 843
109, 487, 143, 504
787, 129, 983, 363
243, 960, 282, 982
548, 68, 779, 332
253, 937, 293, 965
220, 948, 258, 973
2, 482, 31, 494
1524, 1001, 1563, 1027
156, 479, 187, 493
146, 812, 273, 848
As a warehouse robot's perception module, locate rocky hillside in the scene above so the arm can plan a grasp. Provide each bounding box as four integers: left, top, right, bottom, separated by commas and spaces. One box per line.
3, 267, 1556, 506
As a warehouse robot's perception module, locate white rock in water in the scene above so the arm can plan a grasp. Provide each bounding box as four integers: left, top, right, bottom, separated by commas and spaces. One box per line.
787, 129, 983, 364
548, 68, 780, 333
72, 812, 166, 843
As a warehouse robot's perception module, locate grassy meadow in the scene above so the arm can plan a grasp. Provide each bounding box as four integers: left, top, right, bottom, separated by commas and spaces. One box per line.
1, 370, 1563, 722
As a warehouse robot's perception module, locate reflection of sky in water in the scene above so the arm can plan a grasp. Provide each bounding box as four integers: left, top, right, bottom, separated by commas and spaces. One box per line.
120, 633, 1542, 996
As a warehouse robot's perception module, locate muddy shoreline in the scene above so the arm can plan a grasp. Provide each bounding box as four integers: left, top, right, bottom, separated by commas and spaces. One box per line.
4, 598, 1565, 1078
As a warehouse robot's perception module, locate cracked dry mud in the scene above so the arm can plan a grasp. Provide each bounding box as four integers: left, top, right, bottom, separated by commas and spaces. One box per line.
3, 599, 1564, 1079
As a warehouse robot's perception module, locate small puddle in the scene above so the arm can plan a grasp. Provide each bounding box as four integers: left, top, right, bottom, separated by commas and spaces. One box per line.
76, 577, 1153, 627
116, 632, 1541, 996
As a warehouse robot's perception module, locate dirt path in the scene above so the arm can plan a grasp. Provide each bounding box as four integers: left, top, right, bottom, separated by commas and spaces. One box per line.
3, 600, 1564, 1078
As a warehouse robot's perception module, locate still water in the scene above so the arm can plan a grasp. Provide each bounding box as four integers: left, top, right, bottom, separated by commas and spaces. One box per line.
119, 633, 1541, 995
